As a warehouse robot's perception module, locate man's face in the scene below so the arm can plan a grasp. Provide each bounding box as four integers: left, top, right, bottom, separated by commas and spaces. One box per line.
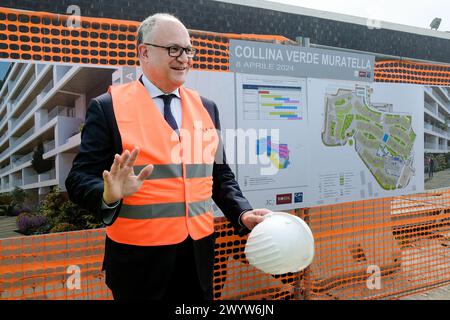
139, 19, 192, 93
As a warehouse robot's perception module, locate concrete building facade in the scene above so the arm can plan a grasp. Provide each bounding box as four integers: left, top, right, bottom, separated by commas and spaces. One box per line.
424, 86, 450, 153
0, 61, 115, 199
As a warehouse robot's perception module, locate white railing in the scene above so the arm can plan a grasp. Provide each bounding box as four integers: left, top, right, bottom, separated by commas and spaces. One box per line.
12, 101, 36, 128
39, 168, 56, 182
43, 140, 55, 153
0, 132, 7, 144
0, 164, 12, 175
23, 174, 38, 185
433, 88, 450, 109
425, 142, 437, 150
11, 126, 34, 148
424, 123, 433, 131
0, 116, 7, 129
424, 101, 435, 114
8, 63, 25, 93
48, 105, 74, 121
39, 79, 54, 99
12, 151, 33, 168
0, 148, 9, 160
13, 179, 23, 187
14, 74, 36, 109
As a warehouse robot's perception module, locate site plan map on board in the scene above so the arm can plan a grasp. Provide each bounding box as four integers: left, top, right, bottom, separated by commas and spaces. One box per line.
322, 85, 416, 190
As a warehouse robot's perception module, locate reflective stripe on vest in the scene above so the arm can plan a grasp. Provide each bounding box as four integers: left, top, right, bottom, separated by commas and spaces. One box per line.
119, 198, 212, 219
132, 164, 213, 180
106, 80, 218, 246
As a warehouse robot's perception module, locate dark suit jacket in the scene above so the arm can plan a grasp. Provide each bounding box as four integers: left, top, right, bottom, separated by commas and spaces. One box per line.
65, 83, 253, 296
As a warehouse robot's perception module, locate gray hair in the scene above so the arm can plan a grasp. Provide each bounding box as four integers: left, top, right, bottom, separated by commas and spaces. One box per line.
137, 13, 182, 50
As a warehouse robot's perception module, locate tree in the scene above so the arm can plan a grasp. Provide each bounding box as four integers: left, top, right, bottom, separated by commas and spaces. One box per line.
31, 143, 53, 174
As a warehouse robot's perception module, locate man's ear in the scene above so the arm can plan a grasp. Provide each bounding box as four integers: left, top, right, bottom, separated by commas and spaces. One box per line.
138, 44, 148, 59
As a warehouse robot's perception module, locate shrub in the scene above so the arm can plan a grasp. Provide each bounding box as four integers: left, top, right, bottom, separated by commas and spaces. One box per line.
10, 205, 24, 217
0, 204, 13, 216
16, 212, 47, 235
11, 187, 26, 208
50, 223, 77, 233
0, 193, 12, 205
34, 187, 103, 233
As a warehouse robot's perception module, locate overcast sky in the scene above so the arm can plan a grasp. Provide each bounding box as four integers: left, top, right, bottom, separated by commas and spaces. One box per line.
268, 0, 450, 31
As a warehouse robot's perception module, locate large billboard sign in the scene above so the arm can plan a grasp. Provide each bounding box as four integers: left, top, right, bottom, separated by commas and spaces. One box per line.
185, 40, 424, 211
229, 39, 375, 82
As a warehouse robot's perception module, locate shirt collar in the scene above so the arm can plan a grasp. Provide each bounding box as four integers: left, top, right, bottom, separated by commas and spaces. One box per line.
141, 74, 180, 99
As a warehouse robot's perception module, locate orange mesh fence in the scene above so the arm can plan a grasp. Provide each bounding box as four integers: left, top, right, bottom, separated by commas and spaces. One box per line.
3, 6, 450, 84
303, 190, 450, 300
1, 189, 450, 300
0, 7, 292, 71
0, 228, 111, 300
375, 60, 450, 86
1, 6, 450, 300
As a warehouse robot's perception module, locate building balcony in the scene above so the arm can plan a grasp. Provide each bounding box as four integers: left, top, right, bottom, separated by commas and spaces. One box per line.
13, 74, 36, 110
10, 126, 35, 149
12, 152, 34, 169
424, 123, 433, 131
424, 101, 436, 114
0, 164, 12, 175
425, 142, 437, 150
23, 173, 38, 185
48, 105, 75, 122
0, 132, 7, 146
39, 168, 56, 182
0, 148, 9, 161
43, 140, 55, 153
12, 179, 23, 188
11, 101, 37, 131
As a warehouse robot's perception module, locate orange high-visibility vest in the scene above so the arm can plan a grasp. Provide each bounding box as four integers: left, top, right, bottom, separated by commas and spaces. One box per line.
106, 80, 219, 246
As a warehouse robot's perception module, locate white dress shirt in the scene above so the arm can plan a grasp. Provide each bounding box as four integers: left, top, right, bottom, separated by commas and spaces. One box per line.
141, 74, 183, 130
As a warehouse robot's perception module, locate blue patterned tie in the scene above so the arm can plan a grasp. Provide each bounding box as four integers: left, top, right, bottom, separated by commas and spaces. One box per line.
158, 94, 178, 132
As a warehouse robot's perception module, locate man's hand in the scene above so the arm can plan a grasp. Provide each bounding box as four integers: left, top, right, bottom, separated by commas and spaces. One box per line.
241, 208, 272, 230
102, 147, 153, 204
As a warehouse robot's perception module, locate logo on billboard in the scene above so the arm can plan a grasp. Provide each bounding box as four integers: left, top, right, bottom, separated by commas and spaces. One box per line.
294, 192, 303, 203
276, 193, 292, 205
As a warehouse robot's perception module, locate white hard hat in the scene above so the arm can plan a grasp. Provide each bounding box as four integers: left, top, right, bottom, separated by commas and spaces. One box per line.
244, 212, 314, 275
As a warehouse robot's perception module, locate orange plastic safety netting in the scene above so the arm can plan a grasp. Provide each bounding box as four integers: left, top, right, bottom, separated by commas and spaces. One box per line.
375, 60, 450, 86
1, 6, 450, 300
0, 7, 292, 71
2, 189, 450, 300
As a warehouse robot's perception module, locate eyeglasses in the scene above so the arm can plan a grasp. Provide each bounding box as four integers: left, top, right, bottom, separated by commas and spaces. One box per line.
143, 43, 196, 58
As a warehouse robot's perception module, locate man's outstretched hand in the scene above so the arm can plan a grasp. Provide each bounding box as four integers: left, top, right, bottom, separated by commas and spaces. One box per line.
102, 147, 154, 205
241, 208, 272, 230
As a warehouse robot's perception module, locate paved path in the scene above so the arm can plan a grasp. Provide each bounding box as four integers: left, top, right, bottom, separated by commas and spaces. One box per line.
0, 216, 22, 239
425, 168, 450, 190
400, 284, 450, 300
